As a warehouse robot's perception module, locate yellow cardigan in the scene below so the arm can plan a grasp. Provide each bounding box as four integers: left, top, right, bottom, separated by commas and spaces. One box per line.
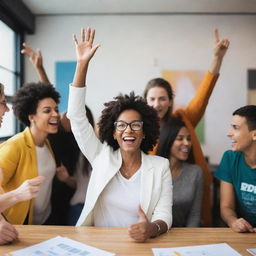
151, 71, 219, 226
0, 127, 53, 224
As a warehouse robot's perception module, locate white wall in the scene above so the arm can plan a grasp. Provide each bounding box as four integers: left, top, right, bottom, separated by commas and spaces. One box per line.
24, 14, 256, 164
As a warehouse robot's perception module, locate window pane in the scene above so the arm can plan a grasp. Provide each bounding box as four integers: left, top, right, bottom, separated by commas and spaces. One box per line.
0, 103, 15, 137
0, 20, 15, 71
0, 68, 15, 95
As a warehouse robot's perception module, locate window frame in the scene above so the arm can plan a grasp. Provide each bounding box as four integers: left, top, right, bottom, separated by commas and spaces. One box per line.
0, 1, 35, 138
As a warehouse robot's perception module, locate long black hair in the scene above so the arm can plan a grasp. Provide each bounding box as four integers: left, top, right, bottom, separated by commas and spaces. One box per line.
157, 116, 193, 163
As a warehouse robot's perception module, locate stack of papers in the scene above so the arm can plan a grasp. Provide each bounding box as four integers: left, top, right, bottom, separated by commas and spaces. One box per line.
9, 236, 115, 256
152, 243, 242, 256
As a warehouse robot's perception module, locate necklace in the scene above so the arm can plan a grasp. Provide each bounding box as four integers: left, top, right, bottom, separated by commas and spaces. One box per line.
120, 159, 141, 179
120, 167, 131, 178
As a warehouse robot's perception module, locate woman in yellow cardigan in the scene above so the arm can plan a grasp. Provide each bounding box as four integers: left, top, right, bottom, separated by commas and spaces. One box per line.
0, 82, 60, 225
143, 30, 230, 226
0, 83, 44, 243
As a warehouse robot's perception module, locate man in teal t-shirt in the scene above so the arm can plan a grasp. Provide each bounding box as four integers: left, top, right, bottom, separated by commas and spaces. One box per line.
215, 105, 256, 233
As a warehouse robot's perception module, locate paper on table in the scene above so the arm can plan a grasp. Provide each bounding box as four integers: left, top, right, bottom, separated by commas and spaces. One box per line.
247, 248, 256, 256
152, 243, 242, 256
8, 236, 115, 256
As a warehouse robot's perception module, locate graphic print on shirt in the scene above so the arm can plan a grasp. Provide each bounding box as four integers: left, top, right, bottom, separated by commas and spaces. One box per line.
240, 182, 256, 217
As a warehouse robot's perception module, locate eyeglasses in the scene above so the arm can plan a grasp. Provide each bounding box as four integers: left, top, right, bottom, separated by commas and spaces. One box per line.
114, 120, 143, 131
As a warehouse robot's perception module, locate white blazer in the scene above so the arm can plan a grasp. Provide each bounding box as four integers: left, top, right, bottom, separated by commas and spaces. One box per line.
67, 86, 173, 228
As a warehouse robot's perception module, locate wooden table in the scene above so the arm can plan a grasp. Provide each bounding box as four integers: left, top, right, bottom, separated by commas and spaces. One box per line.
0, 226, 255, 255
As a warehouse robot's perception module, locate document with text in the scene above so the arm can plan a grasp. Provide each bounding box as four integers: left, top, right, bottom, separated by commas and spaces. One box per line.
8, 236, 115, 256
152, 243, 242, 256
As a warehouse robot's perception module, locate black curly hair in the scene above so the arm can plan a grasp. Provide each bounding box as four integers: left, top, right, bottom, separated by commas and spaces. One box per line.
13, 82, 60, 126
98, 92, 159, 153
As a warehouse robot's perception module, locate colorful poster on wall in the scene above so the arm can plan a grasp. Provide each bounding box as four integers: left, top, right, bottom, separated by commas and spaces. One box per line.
55, 61, 76, 113
162, 70, 205, 143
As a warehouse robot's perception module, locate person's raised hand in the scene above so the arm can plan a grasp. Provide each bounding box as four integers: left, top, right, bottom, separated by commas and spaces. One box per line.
73, 27, 100, 64
21, 43, 43, 69
213, 29, 230, 58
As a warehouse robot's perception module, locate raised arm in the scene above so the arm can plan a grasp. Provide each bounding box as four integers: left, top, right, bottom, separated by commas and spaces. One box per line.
21, 43, 50, 84
209, 29, 230, 75
67, 27, 101, 163
220, 180, 254, 233
72, 27, 100, 87
183, 29, 230, 126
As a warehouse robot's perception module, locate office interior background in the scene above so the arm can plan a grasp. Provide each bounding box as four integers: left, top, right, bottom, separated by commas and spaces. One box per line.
0, 0, 256, 165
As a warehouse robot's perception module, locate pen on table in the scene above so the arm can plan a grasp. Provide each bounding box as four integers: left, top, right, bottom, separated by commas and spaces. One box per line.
173, 251, 182, 256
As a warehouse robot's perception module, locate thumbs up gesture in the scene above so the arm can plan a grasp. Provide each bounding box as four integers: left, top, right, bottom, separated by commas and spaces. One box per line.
128, 205, 154, 242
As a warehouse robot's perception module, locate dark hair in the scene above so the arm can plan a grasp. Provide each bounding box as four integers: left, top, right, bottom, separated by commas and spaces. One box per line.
49, 105, 94, 176
233, 105, 256, 131
0, 83, 4, 97
157, 117, 185, 158
13, 82, 60, 126
143, 78, 174, 121
85, 105, 94, 129
98, 92, 159, 153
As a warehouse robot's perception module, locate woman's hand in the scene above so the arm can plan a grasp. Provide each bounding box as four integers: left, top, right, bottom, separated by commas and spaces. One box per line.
21, 43, 50, 83
14, 176, 45, 202
21, 43, 43, 69
128, 205, 156, 242
209, 29, 230, 74
213, 29, 230, 59
56, 164, 76, 188
0, 215, 18, 245
72, 27, 100, 87
73, 27, 100, 65
56, 164, 70, 182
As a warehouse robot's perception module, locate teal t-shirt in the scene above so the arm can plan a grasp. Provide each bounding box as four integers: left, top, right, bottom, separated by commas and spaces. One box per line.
214, 150, 256, 226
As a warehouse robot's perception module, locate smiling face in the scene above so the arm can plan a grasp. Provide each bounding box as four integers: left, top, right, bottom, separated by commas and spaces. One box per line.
227, 115, 256, 153
146, 86, 172, 121
0, 94, 9, 127
170, 126, 192, 162
29, 97, 60, 135
113, 109, 144, 154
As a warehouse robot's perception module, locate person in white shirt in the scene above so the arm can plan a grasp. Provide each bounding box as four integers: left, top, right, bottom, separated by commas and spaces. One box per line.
67, 27, 172, 242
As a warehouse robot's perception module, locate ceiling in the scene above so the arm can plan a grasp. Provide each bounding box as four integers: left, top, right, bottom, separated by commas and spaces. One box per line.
22, 0, 256, 15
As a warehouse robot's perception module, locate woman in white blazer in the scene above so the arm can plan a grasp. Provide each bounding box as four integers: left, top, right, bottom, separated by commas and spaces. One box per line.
67, 27, 172, 242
